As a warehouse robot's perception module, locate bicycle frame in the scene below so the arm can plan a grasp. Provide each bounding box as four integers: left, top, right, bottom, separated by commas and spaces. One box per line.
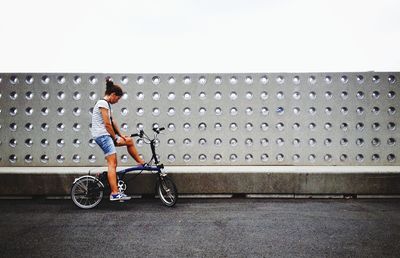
116, 164, 164, 177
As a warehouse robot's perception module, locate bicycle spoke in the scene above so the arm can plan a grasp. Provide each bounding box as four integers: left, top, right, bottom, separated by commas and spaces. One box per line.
76, 183, 87, 193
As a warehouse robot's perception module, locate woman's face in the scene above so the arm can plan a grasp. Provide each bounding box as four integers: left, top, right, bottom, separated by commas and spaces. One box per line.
109, 93, 121, 104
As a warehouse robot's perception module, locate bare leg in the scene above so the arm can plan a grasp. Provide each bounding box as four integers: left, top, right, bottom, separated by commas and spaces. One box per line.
127, 138, 144, 164
117, 137, 145, 164
106, 154, 118, 194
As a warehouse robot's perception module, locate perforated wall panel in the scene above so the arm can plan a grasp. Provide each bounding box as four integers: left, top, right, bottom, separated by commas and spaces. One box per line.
0, 73, 398, 166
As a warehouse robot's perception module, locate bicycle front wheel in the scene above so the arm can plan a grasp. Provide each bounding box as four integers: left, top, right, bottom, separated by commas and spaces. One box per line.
157, 176, 178, 207
71, 176, 104, 209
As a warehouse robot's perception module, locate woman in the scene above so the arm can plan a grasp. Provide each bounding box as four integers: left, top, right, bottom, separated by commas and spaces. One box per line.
91, 78, 145, 201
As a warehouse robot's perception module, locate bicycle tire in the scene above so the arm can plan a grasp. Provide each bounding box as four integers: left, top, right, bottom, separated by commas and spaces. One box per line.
71, 176, 104, 209
157, 176, 178, 207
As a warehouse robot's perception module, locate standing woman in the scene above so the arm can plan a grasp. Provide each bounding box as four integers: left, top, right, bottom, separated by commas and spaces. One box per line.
91, 77, 145, 201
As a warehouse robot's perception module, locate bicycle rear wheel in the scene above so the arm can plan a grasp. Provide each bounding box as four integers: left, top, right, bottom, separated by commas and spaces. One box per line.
157, 176, 178, 207
71, 176, 104, 209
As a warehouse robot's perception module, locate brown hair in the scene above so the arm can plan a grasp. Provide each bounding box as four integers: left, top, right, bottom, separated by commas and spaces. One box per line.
105, 77, 123, 96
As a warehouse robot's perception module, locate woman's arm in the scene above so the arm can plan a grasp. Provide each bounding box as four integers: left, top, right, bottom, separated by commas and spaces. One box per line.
100, 107, 118, 141
111, 119, 124, 138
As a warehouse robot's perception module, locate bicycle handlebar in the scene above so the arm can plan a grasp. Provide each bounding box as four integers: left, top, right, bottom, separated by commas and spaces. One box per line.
130, 128, 164, 165
153, 127, 165, 134
130, 127, 165, 138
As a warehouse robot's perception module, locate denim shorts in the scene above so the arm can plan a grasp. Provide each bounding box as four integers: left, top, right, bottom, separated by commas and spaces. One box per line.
95, 135, 116, 157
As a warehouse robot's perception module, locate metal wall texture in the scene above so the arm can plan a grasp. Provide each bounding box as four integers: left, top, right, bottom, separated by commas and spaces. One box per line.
0, 73, 398, 166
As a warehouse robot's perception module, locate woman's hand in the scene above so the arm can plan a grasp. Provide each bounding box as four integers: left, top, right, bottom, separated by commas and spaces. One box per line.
115, 136, 124, 145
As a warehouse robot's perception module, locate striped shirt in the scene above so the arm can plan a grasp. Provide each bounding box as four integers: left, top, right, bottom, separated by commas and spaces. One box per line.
91, 99, 112, 138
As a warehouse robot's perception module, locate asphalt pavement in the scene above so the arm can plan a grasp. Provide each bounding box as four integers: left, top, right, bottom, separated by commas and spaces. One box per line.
0, 198, 399, 257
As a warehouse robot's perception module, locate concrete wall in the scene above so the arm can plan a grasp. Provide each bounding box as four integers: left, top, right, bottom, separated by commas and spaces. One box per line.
1, 73, 399, 166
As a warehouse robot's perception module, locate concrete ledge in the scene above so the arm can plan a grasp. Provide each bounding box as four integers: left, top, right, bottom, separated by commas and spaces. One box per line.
0, 166, 399, 196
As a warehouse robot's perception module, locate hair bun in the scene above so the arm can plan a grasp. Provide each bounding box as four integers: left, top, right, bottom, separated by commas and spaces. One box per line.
106, 77, 114, 88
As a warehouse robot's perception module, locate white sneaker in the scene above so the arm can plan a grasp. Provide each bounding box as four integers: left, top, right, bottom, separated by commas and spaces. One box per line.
110, 192, 131, 201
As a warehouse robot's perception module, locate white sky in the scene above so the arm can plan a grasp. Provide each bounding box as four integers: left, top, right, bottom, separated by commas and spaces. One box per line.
0, 0, 399, 73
